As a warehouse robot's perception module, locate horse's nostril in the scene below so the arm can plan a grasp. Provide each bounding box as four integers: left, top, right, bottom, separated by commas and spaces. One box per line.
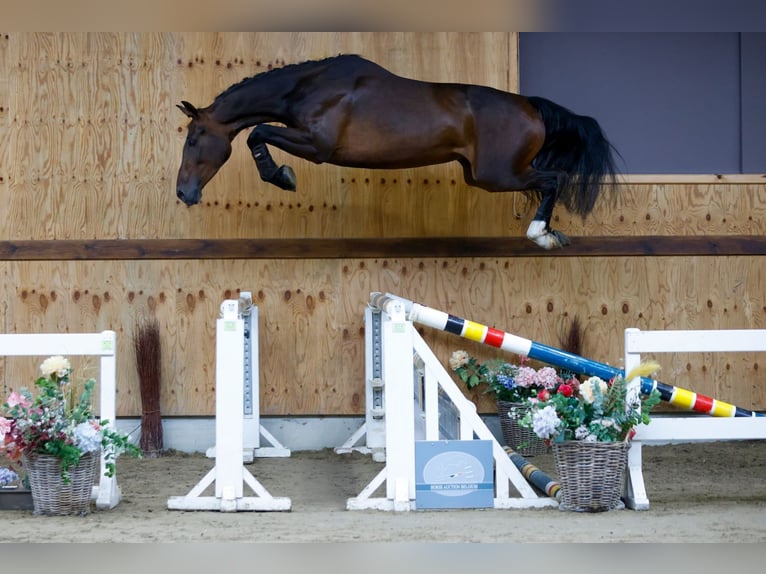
176, 189, 184, 200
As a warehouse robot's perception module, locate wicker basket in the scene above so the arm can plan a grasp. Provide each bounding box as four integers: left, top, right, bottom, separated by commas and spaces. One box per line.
22, 451, 99, 516
552, 440, 628, 512
497, 400, 548, 456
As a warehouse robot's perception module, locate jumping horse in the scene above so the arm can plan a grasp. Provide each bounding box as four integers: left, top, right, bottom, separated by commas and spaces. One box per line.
176, 54, 618, 249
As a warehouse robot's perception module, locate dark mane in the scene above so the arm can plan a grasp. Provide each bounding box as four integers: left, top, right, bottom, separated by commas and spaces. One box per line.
213, 54, 356, 104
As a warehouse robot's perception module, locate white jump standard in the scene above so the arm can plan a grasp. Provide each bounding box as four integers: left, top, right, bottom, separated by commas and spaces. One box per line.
204, 294, 290, 461
623, 327, 766, 509
346, 294, 558, 511
167, 295, 290, 512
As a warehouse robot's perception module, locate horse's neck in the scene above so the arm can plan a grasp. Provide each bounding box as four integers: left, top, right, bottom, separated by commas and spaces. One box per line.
209, 73, 295, 134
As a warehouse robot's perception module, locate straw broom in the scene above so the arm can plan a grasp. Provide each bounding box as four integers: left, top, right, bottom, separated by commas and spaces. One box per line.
558, 314, 583, 379
560, 314, 583, 357
133, 318, 163, 457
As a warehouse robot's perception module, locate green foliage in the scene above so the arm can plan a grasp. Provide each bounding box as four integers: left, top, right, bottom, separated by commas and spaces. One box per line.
1, 356, 142, 484
519, 368, 663, 443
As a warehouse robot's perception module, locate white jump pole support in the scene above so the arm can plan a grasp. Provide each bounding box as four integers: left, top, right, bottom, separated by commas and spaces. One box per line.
623, 327, 766, 510
204, 292, 290, 461
347, 295, 557, 511
167, 296, 290, 512
335, 305, 387, 461
0, 331, 121, 510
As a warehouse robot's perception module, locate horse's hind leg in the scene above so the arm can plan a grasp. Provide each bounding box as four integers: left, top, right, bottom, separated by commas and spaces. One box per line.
524, 170, 571, 249
459, 157, 568, 250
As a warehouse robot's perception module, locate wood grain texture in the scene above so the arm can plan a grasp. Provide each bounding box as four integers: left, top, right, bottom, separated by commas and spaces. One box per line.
1, 33, 764, 417
1, 256, 765, 416
3, 235, 766, 260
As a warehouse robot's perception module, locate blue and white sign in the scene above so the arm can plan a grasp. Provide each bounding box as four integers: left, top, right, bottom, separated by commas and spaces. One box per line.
415, 440, 494, 509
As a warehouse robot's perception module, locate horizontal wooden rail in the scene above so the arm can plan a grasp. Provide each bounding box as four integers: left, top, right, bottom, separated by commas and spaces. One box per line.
1, 235, 766, 261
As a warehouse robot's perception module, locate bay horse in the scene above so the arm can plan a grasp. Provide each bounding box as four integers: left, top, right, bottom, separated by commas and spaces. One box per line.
175, 54, 618, 249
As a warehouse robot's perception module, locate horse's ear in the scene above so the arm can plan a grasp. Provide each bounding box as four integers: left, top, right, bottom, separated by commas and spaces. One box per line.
177, 101, 199, 119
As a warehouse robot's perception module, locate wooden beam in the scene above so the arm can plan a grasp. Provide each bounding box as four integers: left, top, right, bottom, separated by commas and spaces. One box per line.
2, 236, 766, 261
619, 173, 766, 184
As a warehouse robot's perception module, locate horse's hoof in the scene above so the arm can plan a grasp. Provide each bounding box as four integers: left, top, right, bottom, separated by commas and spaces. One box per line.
526, 220, 571, 249
274, 165, 297, 191
551, 230, 571, 247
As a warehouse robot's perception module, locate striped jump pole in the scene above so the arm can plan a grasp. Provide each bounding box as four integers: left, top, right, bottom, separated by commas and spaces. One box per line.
369, 292, 764, 419
503, 446, 561, 500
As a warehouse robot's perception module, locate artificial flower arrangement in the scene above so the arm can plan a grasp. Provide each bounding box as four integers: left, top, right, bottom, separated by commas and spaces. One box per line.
0, 466, 20, 487
519, 362, 663, 444
449, 349, 574, 403
0, 355, 141, 483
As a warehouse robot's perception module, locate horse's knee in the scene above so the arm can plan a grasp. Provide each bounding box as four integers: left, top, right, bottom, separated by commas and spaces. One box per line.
246, 126, 265, 150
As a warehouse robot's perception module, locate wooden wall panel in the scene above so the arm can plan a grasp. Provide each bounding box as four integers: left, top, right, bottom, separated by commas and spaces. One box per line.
1, 33, 765, 417
2, 32, 518, 241
2, 256, 765, 416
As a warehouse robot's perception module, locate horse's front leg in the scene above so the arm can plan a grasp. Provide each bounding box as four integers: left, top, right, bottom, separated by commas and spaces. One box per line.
525, 173, 570, 249
246, 127, 297, 191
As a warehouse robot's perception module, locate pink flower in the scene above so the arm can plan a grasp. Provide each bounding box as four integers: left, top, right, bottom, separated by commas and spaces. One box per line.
535, 366, 562, 389
515, 366, 537, 388
7, 392, 31, 409
537, 389, 551, 401
0, 416, 11, 438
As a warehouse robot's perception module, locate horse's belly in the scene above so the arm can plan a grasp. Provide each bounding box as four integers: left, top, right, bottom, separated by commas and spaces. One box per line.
332, 135, 454, 168
330, 115, 466, 168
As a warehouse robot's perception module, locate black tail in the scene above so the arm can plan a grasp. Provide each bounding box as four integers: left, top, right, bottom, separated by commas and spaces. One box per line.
527, 96, 619, 217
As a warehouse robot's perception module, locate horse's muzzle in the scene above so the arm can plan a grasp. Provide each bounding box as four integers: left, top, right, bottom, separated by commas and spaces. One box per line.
176, 185, 201, 206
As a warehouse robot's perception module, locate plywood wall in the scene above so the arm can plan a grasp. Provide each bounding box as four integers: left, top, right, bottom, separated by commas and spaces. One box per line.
0, 32, 517, 241
1, 254, 765, 415
1, 33, 765, 417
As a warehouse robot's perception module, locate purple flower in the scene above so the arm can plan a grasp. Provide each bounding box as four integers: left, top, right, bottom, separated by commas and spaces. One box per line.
0, 467, 19, 486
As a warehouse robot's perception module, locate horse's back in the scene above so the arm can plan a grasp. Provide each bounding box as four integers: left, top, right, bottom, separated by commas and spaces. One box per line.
324, 55, 539, 131
289, 55, 543, 169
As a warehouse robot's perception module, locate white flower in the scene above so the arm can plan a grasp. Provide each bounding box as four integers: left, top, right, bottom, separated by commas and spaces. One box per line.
0, 467, 19, 486
73, 421, 102, 453
40, 355, 71, 379
579, 376, 608, 404
594, 418, 621, 432
531, 405, 561, 440
625, 387, 642, 410
574, 425, 590, 440
448, 350, 470, 370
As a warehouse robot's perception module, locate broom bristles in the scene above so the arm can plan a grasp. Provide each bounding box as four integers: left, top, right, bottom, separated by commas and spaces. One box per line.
133, 318, 163, 457
560, 315, 583, 356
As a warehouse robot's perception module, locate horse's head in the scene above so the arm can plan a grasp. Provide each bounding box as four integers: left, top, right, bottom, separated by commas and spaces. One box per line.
175, 101, 232, 206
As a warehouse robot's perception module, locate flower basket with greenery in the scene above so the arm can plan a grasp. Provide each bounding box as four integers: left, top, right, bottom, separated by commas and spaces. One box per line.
519, 362, 663, 511
449, 350, 572, 403
1, 356, 141, 514
519, 362, 662, 445
449, 350, 575, 455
